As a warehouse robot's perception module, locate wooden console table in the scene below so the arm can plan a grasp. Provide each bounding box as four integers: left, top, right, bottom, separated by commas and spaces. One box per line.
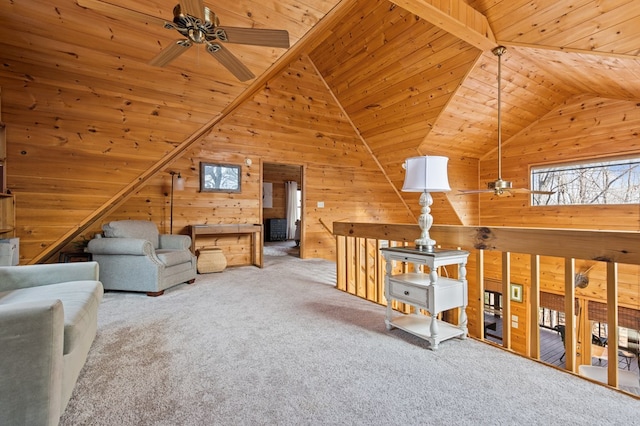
190, 224, 263, 268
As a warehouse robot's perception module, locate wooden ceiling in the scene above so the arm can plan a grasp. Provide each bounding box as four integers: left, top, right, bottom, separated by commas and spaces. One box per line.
4, 0, 640, 160
2, 0, 640, 224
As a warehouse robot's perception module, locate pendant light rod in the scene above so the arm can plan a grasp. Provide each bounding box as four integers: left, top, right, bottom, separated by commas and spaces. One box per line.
493, 45, 507, 181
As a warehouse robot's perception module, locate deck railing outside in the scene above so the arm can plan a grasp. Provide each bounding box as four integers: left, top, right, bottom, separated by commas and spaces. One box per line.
333, 222, 640, 393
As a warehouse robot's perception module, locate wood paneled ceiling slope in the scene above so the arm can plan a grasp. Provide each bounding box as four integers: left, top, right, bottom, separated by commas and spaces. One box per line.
2, 0, 640, 262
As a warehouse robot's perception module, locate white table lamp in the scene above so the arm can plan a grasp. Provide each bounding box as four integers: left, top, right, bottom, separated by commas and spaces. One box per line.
402, 156, 451, 252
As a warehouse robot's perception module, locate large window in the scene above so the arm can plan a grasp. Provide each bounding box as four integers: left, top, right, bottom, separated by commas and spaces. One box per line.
531, 156, 640, 206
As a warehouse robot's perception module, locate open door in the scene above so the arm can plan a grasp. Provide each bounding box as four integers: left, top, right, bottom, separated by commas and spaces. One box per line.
262, 162, 303, 258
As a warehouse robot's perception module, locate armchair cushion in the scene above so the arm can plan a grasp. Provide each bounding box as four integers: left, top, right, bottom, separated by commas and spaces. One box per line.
156, 249, 194, 267
87, 238, 154, 256
159, 234, 192, 250
103, 220, 160, 249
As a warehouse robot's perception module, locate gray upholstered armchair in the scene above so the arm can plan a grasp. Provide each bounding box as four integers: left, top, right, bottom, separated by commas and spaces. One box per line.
87, 220, 197, 296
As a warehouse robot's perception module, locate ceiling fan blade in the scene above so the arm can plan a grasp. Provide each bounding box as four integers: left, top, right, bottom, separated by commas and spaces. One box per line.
149, 40, 192, 67
457, 189, 493, 195
206, 42, 255, 82
508, 188, 532, 194
216, 27, 290, 48
509, 188, 556, 195
76, 0, 168, 27
179, 0, 205, 20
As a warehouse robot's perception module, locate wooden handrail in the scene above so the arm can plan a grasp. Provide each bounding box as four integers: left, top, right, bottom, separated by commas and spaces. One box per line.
333, 221, 640, 394
332, 222, 640, 265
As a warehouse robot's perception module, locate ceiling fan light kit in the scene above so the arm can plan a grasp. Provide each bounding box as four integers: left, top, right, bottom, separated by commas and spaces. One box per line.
487, 178, 512, 192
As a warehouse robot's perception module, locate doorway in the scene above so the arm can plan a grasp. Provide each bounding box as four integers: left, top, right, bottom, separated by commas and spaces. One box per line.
262, 162, 303, 258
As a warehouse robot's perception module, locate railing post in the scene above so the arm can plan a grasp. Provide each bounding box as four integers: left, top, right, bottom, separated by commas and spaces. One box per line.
607, 262, 619, 387
355, 237, 365, 298
376, 240, 387, 305
502, 251, 511, 349
336, 235, 346, 291
476, 250, 485, 340
529, 254, 540, 359
564, 258, 576, 372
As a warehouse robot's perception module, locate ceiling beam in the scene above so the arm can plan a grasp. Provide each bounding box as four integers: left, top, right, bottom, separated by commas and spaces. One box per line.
504, 41, 640, 61
392, 0, 496, 51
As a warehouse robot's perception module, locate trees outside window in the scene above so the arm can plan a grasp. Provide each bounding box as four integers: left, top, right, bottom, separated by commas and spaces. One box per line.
531, 157, 640, 206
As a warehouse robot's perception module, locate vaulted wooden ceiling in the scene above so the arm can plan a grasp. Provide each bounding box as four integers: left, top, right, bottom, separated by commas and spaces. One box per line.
4, 0, 639, 163
2, 0, 640, 260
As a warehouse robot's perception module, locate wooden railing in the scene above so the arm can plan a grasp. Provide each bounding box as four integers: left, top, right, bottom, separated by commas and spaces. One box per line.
333, 222, 640, 392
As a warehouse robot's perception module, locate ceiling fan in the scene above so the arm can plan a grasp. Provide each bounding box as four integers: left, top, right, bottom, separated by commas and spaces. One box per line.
459, 46, 554, 197
77, 0, 290, 82
575, 263, 596, 289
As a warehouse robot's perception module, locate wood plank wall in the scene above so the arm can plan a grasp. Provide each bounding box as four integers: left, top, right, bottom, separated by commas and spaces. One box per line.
477, 96, 640, 295
476, 96, 640, 351
2, 0, 639, 275
479, 96, 640, 230
3, 58, 413, 265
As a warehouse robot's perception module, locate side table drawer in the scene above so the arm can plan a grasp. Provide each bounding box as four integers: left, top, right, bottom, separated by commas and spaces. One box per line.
389, 280, 428, 306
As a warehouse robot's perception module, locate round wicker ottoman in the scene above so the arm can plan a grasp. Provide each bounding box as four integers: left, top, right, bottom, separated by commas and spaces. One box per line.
197, 248, 227, 273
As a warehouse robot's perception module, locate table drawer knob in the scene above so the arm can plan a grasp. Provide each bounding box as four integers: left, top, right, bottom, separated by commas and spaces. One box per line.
404, 290, 410, 295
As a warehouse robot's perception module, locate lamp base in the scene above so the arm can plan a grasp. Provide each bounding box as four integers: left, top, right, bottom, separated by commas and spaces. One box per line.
415, 240, 436, 252
415, 191, 436, 253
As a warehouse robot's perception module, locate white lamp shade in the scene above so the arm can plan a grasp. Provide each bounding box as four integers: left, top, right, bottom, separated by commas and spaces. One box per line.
174, 174, 185, 191
402, 156, 451, 192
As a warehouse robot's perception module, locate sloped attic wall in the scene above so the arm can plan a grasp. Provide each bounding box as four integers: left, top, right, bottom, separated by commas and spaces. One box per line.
108, 55, 417, 263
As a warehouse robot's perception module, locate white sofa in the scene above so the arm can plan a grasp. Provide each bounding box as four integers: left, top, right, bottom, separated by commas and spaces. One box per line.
0, 261, 103, 426
87, 220, 197, 296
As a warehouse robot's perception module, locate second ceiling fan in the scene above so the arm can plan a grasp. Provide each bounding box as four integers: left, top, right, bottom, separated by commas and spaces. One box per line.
459, 46, 554, 197
78, 0, 290, 82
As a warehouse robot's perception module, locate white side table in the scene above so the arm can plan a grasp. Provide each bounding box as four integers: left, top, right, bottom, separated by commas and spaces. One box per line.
381, 247, 469, 350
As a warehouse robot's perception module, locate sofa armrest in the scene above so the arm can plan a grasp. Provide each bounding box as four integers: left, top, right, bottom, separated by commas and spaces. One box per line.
159, 234, 192, 250
0, 261, 100, 292
0, 300, 64, 425
87, 238, 155, 256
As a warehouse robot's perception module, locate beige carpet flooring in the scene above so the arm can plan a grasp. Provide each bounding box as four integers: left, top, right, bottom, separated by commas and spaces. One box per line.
60, 254, 640, 425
